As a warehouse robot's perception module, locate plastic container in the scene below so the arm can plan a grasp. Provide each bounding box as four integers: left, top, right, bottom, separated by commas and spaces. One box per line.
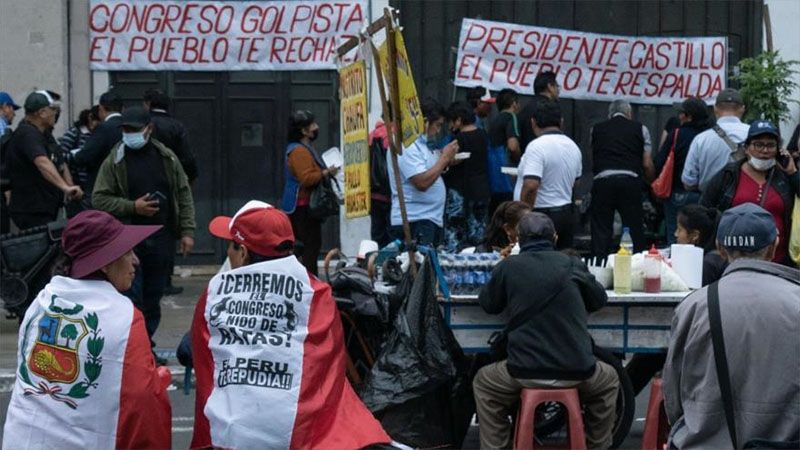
452, 255, 464, 295
613, 246, 632, 295
644, 244, 662, 293
620, 227, 634, 254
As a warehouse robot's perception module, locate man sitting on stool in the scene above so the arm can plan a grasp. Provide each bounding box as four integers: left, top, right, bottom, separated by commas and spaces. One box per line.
473, 212, 619, 449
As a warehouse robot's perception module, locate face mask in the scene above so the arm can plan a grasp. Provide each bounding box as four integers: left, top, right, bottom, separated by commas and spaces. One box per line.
123, 131, 148, 150
309, 129, 319, 141
748, 156, 776, 172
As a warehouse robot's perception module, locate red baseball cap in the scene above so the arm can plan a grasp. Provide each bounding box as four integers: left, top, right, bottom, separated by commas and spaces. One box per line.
62, 210, 161, 279
208, 200, 295, 257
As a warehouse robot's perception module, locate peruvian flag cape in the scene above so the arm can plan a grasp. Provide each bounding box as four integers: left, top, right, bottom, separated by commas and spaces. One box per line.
3, 276, 171, 450
190, 256, 391, 449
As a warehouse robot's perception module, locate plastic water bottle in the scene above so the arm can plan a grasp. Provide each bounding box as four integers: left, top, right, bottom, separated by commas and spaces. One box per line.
453, 255, 464, 295
620, 227, 634, 254
476, 254, 489, 287
439, 254, 453, 291
466, 255, 479, 295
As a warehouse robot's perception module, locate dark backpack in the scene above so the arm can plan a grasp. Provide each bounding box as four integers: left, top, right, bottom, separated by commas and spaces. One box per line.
370, 137, 391, 197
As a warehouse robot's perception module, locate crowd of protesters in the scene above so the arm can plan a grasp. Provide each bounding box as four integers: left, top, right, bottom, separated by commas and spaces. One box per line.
1, 70, 798, 449
368, 73, 800, 269
365, 73, 799, 448
0, 88, 197, 365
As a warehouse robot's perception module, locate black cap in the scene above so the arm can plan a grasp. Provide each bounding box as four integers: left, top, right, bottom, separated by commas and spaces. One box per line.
24, 90, 60, 114
716, 88, 743, 105
716, 203, 778, 252
120, 106, 150, 129
517, 212, 556, 243
674, 97, 709, 120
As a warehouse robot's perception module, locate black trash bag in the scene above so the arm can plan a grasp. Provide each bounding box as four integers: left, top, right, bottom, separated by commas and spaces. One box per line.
329, 266, 388, 322
359, 258, 473, 448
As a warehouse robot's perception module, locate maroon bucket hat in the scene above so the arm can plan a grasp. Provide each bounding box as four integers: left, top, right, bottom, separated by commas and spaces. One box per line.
62, 210, 161, 279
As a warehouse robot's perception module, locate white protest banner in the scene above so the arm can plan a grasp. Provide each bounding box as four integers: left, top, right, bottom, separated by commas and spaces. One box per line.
455, 18, 727, 105
89, 0, 366, 71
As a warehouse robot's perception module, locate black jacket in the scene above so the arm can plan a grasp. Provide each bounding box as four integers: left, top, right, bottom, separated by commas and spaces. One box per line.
655, 119, 711, 192
700, 160, 799, 235
150, 110, 198, 183
479, 240, 608, 380
72, 114, 123, 195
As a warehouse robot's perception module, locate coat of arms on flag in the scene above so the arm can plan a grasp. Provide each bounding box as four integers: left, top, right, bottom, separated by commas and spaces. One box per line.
18, 295, 105, 409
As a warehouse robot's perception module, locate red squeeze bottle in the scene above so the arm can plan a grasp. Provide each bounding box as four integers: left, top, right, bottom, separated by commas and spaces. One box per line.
644, 244, 662, 293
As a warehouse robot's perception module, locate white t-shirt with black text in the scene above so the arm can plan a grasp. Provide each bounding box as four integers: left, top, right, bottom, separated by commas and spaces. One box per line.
514, 133, 582, 208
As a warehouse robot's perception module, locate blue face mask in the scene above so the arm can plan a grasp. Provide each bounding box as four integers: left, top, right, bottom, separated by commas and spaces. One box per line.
122, 131, 148, 150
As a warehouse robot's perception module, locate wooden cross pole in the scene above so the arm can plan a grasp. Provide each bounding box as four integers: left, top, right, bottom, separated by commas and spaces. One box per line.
336, 8, 417, 275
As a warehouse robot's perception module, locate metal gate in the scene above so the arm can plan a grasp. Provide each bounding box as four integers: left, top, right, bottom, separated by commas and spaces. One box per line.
109, 70, 340, 263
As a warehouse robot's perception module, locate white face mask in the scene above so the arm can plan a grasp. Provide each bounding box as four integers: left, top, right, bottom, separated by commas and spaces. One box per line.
122, 131, 148, 150
748, 156, 776, 172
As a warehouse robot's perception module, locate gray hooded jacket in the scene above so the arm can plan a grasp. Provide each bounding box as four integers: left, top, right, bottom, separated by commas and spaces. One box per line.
663, 259, 800, 448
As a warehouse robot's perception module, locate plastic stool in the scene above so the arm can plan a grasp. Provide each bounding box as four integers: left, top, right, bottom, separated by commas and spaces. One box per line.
641, 378, 670, 450
514, 388, 587, 450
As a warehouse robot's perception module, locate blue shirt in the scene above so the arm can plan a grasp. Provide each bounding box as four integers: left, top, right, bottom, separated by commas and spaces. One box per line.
681, 116, 750, 191
387, 134, 446, 227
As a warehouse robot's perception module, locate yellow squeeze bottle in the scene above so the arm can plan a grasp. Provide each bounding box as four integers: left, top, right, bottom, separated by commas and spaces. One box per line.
613, 246, 632, 295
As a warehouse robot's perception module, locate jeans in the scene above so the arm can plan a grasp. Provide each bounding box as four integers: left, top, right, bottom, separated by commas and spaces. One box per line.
664, 190, 700, 244
124, 228, 174, 344
390, 219, 443, 247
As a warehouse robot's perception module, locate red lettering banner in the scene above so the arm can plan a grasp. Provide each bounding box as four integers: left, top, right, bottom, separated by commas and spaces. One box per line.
89, 0, 366, 70
455, 18, 728, 105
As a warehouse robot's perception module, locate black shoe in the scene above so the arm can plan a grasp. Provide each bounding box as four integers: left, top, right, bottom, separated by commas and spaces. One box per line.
163, 285, 184, 296
155, 354, 168, 366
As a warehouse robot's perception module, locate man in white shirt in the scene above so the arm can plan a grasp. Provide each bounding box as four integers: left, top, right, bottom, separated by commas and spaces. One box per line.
682, 88, 749, 192
387, 98, 458, 246
515, 100, 582, 249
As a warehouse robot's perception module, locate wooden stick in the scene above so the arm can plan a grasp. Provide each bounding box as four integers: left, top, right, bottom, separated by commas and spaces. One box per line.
336, 16, 390, 58
383, 9, 417, 276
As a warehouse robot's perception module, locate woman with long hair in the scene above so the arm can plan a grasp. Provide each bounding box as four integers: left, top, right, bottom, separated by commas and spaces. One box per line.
478, 200, 531, 253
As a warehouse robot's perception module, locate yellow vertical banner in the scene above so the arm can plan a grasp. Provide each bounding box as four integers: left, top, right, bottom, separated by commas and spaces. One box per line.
339, 60, 371, 218
379, 31, 424, 148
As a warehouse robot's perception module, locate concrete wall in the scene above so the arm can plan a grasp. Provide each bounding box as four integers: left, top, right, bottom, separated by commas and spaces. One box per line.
0, 0, 70, 135
0, 0, 103, 135
764, 0, 800, 139
338, 0, 390, 257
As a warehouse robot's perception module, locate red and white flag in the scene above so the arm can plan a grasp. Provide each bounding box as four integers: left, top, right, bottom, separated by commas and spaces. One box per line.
3, 276, 171, 449
191, 255, 391, 449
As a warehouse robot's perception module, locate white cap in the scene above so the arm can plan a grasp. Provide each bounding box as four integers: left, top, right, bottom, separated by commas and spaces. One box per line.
357, 240, 379, 259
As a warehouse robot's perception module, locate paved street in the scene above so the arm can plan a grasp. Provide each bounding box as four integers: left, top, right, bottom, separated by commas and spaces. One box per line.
0, 273, 649, 449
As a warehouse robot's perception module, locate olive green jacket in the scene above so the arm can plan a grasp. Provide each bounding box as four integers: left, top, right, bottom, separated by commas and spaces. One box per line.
92, 139, 195, 238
